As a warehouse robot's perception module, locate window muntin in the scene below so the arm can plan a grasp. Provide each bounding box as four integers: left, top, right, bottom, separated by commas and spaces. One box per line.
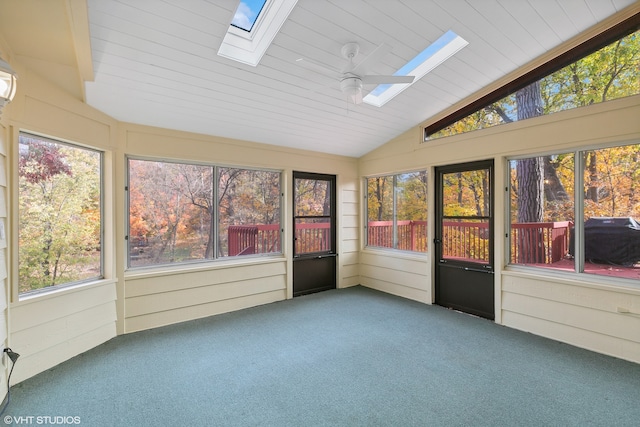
509, 144, 640, 280
366, 171, 427, 253
427, 30, 639, 140
18, 133, 103, 295
127, 158, 282, 268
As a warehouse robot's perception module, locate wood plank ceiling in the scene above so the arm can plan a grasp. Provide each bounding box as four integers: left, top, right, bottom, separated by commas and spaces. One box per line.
81, 0, 638, 157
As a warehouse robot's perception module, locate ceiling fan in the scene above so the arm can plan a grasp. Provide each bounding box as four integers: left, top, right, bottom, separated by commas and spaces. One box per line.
296, 42, 414, 104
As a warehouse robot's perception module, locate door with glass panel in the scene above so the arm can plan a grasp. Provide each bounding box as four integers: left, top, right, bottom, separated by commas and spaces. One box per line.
292, 172, 337, 297
434, 160, 494, 320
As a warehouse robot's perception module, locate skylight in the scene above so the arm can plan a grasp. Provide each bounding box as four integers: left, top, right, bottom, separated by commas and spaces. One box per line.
218, 0, 298, 67
231, 0, 268, 32
363, 30, 469, 107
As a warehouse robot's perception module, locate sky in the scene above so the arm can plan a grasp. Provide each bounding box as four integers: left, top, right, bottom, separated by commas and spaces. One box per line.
231, 0, 267, 31
369, 30, 460, 97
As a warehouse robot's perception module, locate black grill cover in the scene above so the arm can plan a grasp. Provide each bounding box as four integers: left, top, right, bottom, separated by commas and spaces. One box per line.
573, 217, 640, 265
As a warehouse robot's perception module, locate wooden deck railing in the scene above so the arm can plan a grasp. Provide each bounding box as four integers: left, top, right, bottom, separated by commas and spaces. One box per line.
367, 220, 427, 252
439, 221, 572, 263
228, 220, 573, 263
228, 224, 280, 256
227, 223, 331, 256
294, 222, 331, 254
441, 221, 490, 262
510, 221, 572, 264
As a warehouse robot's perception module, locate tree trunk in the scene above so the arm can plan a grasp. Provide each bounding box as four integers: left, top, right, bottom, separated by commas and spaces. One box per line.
375, 178, 385, 221
516, 82, 546, 263
543, 157, 569, 202
585, 151, 599, 202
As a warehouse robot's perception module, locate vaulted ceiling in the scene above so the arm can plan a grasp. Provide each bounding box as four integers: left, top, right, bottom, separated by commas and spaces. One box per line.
1, 0, 638, 157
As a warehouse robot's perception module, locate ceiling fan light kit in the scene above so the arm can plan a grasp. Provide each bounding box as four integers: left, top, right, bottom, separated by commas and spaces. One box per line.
340, 75, 363, 104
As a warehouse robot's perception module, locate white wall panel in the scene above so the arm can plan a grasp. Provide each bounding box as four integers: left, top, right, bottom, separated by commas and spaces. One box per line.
125, 290, 285, 333
126, 275, 285, 318
359, 95, 640, 363
10, 282, 117, 383
360, 250, 430, 303
11, 323, 116, 385
502, 310, 640, 363
0, 122, 7, 398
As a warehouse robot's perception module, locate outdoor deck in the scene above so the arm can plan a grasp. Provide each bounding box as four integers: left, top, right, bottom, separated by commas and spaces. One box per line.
227, 220, 640, 279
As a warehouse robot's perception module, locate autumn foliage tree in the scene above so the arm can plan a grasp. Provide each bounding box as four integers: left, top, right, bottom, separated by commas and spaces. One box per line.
429, 31, 638, 264
19, 136, 101, 292
367, 172, 428, 251
127, 160, 281, 266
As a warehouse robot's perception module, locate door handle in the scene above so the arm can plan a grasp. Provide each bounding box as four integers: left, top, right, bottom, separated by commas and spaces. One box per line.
439, 262, 493, 274
463, 266, 494, 274
316, 253, 338, 259
433, 238, 442, 244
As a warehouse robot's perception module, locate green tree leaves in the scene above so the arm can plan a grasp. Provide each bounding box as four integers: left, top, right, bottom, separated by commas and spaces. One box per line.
19, 136, 101, 293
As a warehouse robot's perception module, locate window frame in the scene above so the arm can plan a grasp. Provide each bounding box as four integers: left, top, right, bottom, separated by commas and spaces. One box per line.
424, 14, 640, 139
126, 156, 283, 270
506, 140, 640, 286
217, 0, 298, 67
17, 131, 105, 298
364, 170, 428, 254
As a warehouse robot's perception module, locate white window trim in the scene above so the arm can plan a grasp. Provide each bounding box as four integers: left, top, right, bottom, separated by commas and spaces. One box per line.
218, 0, 298, 67
364, 32, 468, 107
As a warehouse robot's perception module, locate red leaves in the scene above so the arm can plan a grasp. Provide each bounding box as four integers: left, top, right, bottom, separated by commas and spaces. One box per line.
19, 140, 72, 184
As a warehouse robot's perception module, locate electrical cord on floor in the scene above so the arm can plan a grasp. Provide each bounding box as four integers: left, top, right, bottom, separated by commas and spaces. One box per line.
0, 348, 20, 417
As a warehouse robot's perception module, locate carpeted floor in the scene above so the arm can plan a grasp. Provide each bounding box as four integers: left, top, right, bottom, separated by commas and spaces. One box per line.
3, 286, 640, 426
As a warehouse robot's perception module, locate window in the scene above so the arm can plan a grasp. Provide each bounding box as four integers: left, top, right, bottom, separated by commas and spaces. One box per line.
509, 143, 640, 280
219, 167, 281, 257
127, 158, 281, 268
364, 30, 468, 108
128, 159, 213, 267
18, 133, 102, 295
231, 0, 268, 32
427, 29, 639, 140
218, 0, 298, 66
509, 153, 575, 269
366, 171, 427, 252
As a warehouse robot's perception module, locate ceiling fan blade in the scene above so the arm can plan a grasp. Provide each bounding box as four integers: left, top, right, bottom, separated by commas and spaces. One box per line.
295, 57, 341, 77
361, 75, 415, 84
350, 43, 392, 74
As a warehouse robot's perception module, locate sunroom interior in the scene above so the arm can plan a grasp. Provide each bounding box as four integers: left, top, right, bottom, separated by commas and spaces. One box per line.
0, 0, 639, 395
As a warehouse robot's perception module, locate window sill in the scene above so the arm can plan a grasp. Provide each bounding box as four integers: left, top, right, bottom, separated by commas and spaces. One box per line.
16, 277, 118, 305
362, 247, 428, 262
124, 255, 286, 280
502, 265, 640, 296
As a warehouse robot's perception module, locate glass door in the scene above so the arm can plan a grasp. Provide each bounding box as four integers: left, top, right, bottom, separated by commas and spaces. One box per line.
292, 172, 337, 297
434, 160, 494, 319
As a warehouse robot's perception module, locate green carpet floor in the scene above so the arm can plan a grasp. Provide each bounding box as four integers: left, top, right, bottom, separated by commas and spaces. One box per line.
4, 286, 640, 426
